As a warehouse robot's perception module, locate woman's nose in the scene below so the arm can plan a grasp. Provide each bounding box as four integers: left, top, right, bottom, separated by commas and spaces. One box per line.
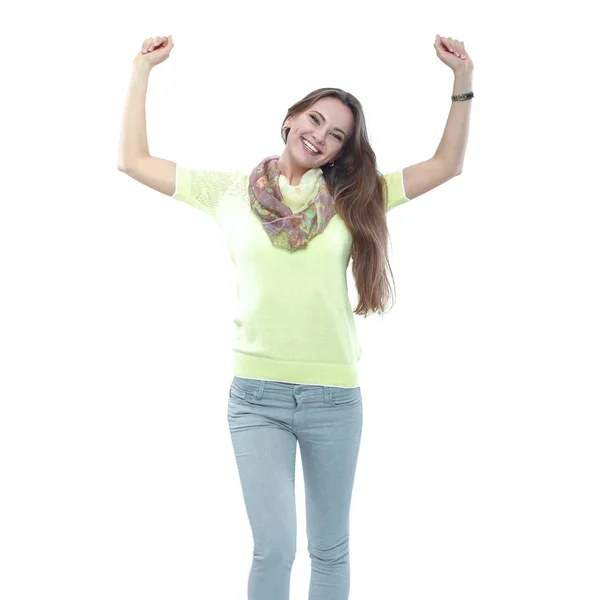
311, 133, 326, 147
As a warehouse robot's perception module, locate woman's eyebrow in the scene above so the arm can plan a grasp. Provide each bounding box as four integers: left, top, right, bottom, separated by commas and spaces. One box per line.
312, 110, 347, 138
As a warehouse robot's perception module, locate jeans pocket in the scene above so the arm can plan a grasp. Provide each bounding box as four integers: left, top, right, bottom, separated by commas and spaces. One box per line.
331, 386, 362, 406
229, 379, 257, 404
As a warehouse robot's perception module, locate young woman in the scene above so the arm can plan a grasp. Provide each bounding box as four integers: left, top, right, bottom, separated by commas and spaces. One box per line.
118, 33, 474, 600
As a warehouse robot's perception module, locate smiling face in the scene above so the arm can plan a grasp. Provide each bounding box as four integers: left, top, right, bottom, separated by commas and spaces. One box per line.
283, 96, 355, 169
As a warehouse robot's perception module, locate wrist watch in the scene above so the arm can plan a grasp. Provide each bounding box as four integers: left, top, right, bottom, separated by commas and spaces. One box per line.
452, 91, 475, 102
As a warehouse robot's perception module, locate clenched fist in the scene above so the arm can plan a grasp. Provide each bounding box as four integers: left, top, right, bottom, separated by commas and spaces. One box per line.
132, 35, 174, 69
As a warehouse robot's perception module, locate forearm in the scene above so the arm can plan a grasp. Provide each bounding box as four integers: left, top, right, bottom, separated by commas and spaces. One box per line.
433, 67, 473, 173
117, 64, 152, 170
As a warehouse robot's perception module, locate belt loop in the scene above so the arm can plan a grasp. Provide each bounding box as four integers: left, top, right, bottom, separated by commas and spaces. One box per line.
254, 379, 265, 401
324, 386, 334, 406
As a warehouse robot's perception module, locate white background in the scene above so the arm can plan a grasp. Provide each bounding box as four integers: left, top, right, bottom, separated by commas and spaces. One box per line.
2, 1, 599, 599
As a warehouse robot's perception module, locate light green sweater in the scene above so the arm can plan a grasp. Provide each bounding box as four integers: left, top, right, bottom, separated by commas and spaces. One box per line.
171, 163, 410, 387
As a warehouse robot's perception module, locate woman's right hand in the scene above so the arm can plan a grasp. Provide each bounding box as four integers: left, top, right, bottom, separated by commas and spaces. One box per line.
132, 35, 174, 69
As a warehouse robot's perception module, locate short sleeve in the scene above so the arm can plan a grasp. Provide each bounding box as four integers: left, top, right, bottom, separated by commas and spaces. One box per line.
383, 169, 411, 212
171, 164, 246, 218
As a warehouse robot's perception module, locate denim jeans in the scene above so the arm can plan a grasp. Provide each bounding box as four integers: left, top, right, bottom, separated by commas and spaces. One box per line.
227, 376, 363, 600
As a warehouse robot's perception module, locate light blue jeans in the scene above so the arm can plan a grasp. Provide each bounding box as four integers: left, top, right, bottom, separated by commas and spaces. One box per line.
227, 376, 363, 600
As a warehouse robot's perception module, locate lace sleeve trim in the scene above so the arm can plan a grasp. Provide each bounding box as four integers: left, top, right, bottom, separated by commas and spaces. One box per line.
173, 166, 247, 217
384, 169, 411, 212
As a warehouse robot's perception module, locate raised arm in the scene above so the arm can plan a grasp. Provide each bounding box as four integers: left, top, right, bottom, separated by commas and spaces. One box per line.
387, 45, 474, 210
117, 36, 177, 196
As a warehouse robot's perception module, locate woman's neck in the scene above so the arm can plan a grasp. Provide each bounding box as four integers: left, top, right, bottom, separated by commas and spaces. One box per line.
277, 149, 311, 186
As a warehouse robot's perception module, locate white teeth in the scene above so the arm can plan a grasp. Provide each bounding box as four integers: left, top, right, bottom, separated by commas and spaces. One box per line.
302, 138, 320, 153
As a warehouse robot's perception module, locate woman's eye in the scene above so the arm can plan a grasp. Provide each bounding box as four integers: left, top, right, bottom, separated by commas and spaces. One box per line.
310, 114, 341, 141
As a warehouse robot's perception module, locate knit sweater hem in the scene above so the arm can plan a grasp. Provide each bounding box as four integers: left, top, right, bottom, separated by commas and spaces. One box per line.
233, 351, 359, 388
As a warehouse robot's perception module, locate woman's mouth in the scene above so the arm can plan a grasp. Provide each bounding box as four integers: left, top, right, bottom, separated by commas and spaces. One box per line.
301, 137, 321, 155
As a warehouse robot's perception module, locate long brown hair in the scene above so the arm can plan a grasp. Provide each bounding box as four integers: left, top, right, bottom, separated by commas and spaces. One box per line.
281, 87, 396, 318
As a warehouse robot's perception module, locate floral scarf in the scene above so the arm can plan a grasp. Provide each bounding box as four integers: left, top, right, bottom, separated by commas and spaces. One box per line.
248, 155, 337, 251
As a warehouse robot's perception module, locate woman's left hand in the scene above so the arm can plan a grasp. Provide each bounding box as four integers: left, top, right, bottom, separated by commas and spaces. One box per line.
434, 34, 474, 73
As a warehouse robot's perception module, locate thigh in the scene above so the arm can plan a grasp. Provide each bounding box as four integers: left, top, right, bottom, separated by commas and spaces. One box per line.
298, 386, 363, 557
227, 377, 299, 553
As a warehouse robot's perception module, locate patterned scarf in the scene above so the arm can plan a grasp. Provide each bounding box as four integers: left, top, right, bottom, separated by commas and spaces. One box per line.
248, 155, 337, 251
